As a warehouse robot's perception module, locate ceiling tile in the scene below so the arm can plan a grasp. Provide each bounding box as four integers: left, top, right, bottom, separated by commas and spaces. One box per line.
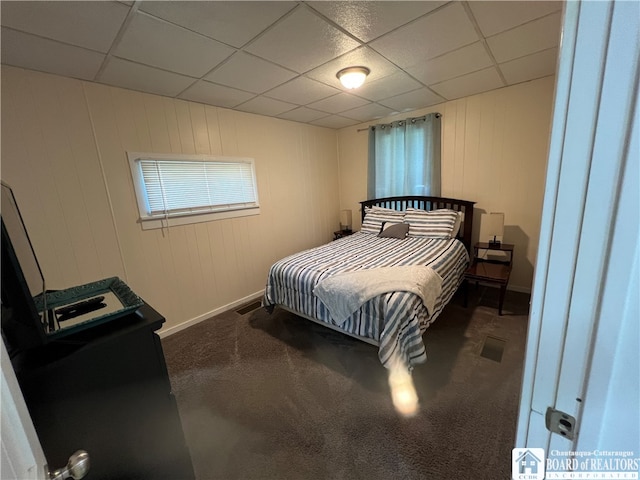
265, 76, 340, 105
340, 103, 394, 122
100, 57, 196, 97
370, 2, 478, 67
487, 12, 562, 63
305, 46, 399, 89
277, 107, 328, 123
500, 48, 558, 85
139, 1, 295, 48
1, 28, 105, 80
307, 93, 370, 114
310, 115, 359, 129
430, 67, 504, 100
205, 52, 297, 94
354, 71, 423, 102
308, 1, 446, 42
0, 0, 563, 128
0, 1, 129, 53
379, 88, 445, 112
179, 80, 255, 108
113, 12, 235, 78
235, 96, 297, 117
245, 6, 360, 73
469, 1, 563, 37
406, 42, 493, 86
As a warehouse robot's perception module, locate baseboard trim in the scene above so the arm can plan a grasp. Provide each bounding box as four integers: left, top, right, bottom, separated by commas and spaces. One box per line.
158, 289, 265, 338
158, 283, 530, 338
470, 282, 531, 295
507, 285, 532, 294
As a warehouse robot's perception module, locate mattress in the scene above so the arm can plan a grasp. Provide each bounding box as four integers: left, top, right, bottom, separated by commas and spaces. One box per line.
263, 232, 469, 369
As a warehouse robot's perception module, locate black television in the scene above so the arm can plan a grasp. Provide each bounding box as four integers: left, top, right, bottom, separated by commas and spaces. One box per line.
1, 181, 50, 350
1, 181, 143, 353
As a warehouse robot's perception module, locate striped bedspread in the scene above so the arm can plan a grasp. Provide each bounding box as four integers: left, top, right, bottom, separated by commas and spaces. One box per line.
263, 232, 469, 369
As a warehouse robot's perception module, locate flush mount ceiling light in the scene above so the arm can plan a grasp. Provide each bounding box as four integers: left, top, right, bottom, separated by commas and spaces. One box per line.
336, 66, 370, 89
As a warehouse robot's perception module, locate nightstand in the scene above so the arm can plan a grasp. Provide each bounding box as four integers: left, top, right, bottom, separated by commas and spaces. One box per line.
464, 242, 514, 315
333, 229, 354, 240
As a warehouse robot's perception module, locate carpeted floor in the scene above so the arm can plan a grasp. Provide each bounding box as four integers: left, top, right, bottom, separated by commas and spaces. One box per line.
162, 286, 530, 480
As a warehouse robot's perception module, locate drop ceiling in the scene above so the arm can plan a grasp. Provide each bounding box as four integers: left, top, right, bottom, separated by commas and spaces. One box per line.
0, 1, 564, 129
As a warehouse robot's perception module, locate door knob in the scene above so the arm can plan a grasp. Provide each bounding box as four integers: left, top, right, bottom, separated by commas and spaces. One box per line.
49, 450, 90, 480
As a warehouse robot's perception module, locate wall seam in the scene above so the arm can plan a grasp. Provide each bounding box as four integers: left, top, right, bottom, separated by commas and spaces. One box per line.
80, 82, 129, 283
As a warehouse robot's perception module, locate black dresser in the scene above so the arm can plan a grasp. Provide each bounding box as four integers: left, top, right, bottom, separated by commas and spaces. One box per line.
9, 302, 195, 480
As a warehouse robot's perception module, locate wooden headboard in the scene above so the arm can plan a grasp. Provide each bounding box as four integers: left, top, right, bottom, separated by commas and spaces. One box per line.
359, 196, 476, 253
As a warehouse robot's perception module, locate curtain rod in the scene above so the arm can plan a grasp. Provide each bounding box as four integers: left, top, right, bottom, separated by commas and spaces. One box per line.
356, 112, 441, 132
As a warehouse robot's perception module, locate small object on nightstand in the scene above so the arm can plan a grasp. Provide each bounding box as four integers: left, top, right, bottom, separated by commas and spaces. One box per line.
464, 242, 514, 315
333, 229, 353, 240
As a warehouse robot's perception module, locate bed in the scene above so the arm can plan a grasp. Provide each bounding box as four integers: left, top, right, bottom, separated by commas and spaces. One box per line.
263, 196, 475, 370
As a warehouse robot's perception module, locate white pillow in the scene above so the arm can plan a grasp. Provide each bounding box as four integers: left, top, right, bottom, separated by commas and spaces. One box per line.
451, 211, 463, 237
361, 208, 405, 234
405, 208, 459, 238
432, 209, 463, 237
369, 205, 401, 213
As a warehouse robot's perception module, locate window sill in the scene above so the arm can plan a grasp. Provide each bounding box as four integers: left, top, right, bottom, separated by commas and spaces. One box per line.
139, 207, 260, 230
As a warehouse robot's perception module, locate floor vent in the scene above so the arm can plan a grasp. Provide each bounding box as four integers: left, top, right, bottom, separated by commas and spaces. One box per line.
480, 335, 506, 363
236, 301, 262, 315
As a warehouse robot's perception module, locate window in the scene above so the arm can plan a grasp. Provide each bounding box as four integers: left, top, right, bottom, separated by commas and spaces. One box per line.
127, 152, 260, 229
367, 113, 441, 198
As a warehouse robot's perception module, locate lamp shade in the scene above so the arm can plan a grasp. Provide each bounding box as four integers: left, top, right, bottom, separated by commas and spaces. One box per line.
336, 67, 370, 89
340, 209, 352, 231
487, 212, 505, 239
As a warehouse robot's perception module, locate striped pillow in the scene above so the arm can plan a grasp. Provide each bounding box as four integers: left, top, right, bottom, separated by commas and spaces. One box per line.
369, 206, 400, 213
361, 208, 405, 234
405, 208, 459, 238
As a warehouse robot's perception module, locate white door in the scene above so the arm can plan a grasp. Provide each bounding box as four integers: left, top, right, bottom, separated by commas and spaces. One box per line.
1, 338, 48, 480
516, 0, 639, 458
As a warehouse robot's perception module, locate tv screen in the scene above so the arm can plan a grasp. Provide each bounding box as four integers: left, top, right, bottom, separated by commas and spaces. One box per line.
1, 181, 49, 350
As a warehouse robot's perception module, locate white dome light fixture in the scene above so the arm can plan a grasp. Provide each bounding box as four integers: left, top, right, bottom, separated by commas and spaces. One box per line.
336, 66, 370, 89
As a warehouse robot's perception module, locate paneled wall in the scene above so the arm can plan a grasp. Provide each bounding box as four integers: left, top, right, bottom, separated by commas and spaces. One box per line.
337, 77, 555, 292
1, 66, 339, 333
1, 65, 553, 330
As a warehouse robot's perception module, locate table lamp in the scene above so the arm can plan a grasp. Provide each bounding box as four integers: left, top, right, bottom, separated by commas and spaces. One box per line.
340, 209, 352, 232
487, 212, 504, 246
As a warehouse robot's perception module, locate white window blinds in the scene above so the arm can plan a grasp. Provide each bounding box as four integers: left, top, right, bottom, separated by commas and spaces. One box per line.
128, 153, 259, 229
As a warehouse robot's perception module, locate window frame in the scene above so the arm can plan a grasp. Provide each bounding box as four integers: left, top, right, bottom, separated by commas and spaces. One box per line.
127, 152, 260, 230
